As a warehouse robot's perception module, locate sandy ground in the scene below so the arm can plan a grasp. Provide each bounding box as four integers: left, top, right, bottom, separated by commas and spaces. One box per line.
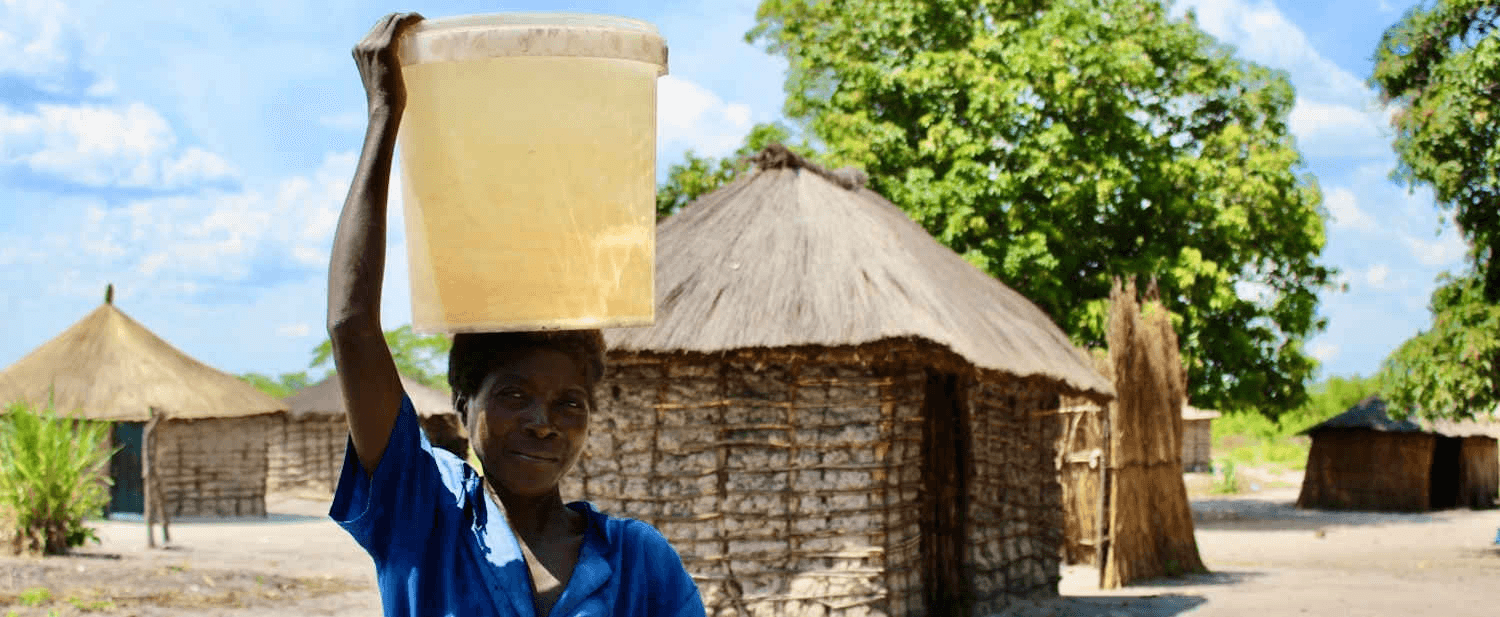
3, 483, 1499, 616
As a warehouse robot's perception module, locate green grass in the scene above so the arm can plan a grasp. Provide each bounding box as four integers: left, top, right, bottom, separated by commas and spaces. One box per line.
1211, 410, 1312, 472
18, 587, 52, 607
1211, 459, 1240, 494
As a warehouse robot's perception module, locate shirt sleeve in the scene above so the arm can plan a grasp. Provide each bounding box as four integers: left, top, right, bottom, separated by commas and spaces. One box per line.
329, 394, 463, 562
629, 520, 707, 617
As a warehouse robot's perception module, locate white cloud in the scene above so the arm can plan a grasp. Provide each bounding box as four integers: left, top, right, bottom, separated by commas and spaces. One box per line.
1324, 187, 1376, 231
0, 102, 237, 189
1364, 264, 1394, 289
657, 75, 756, 159
276, 323, 311, 338
1175, 0, 1369, 105
1310, 341, 1340, 363
1289, 100, 1390, 159
53, 150, 357, 286
0, 0, 78, 87
1378, 0, 1396, 12
1402, 229, 1469, 266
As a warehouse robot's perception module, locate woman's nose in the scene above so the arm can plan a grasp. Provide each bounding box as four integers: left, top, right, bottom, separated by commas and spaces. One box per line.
520, 403, 557, 437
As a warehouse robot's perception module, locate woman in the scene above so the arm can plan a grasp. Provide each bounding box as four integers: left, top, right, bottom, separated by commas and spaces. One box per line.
325, 13, 704, 617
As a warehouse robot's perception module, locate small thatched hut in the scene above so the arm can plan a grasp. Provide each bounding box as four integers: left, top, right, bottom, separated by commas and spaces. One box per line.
1298, 396, 1499, 511
0, 292, 285, 517
275, 374, 466, 495
1181, 405, 1220, 472
563, 145, 1113, 617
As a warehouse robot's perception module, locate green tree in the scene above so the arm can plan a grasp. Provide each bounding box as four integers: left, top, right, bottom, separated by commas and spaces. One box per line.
657, 122, 811, 219
1372, 0, 1500, 300
748, 0, 1337, 414
1379, 270, 1500, 420
310, 325, 452, 392
238, 371, 312, 399
0, 400, 114, 555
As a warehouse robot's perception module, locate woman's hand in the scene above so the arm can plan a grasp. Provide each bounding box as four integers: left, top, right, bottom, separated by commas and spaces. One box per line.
353, 12, 425, 115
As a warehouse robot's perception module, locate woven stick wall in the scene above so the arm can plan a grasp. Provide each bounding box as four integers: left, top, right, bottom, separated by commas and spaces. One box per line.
566, 351, 927, 617
1055, 393, 1106, 566
155, 416, 273, 517
1297, 431, 1436, 511
965, 377, 1066, 615
568, 342, 1070, 616
266, 416, 347, 495
1458, 437, 1499, 508
1100, 279, 1205, 588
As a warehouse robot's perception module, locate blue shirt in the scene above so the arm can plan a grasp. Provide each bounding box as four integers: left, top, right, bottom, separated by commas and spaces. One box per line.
330, 395, 706, 617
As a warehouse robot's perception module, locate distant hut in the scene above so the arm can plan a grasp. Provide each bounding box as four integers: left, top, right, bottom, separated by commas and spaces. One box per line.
1298, 396, 1499, 511
1181, 405, 1221, 472
563, 145, 1114, 617
0, 290, 284, 517
274, 374, 467, 495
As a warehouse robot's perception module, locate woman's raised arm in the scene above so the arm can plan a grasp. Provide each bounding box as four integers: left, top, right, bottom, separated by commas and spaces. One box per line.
326, 12, 424, 475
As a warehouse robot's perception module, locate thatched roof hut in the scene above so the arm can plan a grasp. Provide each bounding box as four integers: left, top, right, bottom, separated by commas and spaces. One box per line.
1298, 396, 1498, 511
271, 374, 466, 495
564, 145, 1112, 617
0, 292, 285, 516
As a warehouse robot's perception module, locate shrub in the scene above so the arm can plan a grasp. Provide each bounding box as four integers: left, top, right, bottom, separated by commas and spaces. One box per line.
1212, 459, 1239, 494
0, 400, 115, 555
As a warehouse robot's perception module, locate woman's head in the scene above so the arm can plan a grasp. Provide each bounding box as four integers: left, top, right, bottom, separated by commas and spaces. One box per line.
448, 330, 605, 496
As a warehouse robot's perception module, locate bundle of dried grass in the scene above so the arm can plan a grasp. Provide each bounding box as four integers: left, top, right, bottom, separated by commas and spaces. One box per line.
1100, 278, 1205, 588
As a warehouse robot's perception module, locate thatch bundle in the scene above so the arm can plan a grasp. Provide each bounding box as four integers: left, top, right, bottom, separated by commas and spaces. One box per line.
569, 145, 1113, 617
1099, 279, 1205, 588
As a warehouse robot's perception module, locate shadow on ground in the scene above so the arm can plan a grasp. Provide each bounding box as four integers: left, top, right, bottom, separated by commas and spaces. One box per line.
1191, 498, 1442, 531
105, 512, 328, 525
997, 594, 1206, 617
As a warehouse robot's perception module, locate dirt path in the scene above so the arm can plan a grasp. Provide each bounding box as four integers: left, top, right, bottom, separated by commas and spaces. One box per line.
1, 496, 379, 617
1004, 487, 1500, 616
4, 488, 1499, 616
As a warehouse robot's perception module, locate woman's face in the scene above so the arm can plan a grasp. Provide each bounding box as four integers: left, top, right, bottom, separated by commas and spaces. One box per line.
467, 347, 592, 497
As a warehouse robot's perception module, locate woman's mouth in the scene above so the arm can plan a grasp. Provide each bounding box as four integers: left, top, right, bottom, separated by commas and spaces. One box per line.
510, 451, 559, 463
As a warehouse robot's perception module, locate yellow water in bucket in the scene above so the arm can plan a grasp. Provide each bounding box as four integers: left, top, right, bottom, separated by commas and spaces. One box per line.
396, 14, 667, 333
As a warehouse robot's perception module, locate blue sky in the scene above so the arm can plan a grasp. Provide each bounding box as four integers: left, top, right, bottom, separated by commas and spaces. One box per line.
0, 0, 1463, 388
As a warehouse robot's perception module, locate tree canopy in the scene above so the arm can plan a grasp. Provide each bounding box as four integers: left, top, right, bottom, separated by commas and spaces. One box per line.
1380, 270, 1500, 419
656, 122, 808, 219
309, 325, 452, 392
1372, 0, 1500, 300
743, 0, 1337, 414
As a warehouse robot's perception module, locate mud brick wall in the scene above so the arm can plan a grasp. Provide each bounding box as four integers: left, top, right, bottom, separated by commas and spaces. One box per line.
156, 415, 272, 517
266, 416, 348, 496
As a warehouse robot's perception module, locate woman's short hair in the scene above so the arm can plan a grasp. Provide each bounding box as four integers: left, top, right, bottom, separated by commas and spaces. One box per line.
447, 329, 606, 423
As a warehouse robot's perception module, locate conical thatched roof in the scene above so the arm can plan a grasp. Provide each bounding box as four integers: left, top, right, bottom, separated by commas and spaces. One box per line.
607, 145, 1113, 398
284, 373, 457, 421
0, 297, 285, 421
1302, 396, 1423, 434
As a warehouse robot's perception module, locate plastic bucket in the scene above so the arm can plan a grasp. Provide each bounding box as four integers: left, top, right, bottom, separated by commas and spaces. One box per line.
395, 13, 667, 333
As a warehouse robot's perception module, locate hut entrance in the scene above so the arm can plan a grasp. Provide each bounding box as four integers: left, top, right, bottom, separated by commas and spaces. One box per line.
1429, 436, 1462, 509
921, 371, 972, 617
108, 421, 145, 514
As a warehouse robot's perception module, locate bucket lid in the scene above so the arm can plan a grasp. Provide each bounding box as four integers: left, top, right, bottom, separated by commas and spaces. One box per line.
398, 13, 668, 75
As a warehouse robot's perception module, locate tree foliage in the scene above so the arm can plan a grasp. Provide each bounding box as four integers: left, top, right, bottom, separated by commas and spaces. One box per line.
1380, 270, 1500, 420
1372, 0, 1500, 300
238, 371, 312, 399
0, 400, 113, 555
310, 325, 452, 392
748, 0, 1336, 414
656, 122, 813, 219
